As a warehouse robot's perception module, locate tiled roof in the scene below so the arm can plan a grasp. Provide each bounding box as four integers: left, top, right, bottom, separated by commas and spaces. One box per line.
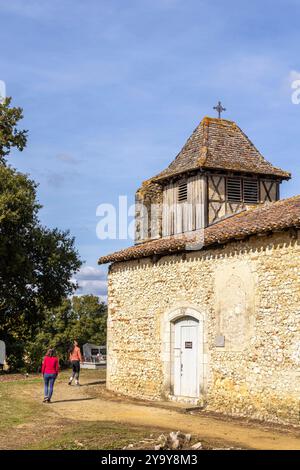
152, 117, 290, 181
98, 196, 300, 264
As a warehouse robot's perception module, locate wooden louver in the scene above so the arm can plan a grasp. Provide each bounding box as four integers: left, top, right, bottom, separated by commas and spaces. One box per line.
178, 181, 188, 202
227, 178, 242, 202
243, 179, 259, 203
227, 177, 259, 204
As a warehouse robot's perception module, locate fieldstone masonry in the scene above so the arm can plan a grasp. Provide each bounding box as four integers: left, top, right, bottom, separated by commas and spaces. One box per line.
107, 229, 300, 426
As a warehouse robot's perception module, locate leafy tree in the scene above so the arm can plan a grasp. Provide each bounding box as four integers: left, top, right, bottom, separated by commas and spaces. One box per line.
25, 296, 107, 371
0, 97, 27, 163
71, 295, 107, 345
0, 98, 82, 368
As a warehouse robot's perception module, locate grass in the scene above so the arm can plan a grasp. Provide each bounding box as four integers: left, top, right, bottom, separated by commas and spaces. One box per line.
56, 367, 106, 383
0, 368, 106, 432
0, 368, 163, 450
0, 378, 43, 430
25, 421, 162, 450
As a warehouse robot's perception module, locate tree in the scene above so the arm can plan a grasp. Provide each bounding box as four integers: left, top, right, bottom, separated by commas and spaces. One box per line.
71, 295, 107, 345
0, 98, 82, 368
0, 97, 27, 163
25, 296, 107, 371
0, 165, 82, 369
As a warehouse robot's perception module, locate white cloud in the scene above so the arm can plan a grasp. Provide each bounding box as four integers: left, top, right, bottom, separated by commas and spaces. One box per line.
76, 279, 107, 296
76, 265, 106, 281
73, 265, 108, 297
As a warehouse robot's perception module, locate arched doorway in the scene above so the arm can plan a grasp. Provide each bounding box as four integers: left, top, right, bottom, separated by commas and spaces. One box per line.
161, 306, 206, 401
173, 316, 199, 397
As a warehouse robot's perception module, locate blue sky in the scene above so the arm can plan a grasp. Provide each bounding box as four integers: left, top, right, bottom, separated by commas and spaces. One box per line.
1, 0, 299, 299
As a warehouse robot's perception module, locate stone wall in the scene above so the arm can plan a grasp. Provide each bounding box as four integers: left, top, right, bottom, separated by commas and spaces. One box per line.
106, 229, 300, 426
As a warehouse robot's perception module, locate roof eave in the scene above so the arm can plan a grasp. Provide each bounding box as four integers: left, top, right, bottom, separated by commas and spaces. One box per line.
152, 166, 291, 184
98, 224, 299, 265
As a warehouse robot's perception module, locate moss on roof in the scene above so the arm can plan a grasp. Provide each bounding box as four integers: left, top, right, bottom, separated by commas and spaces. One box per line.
152, 117, 291, 182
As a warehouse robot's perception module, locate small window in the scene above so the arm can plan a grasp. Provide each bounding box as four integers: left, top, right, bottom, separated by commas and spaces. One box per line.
178, 181, 188, 202
243, 179, 258, 204
227, 178, 242, 202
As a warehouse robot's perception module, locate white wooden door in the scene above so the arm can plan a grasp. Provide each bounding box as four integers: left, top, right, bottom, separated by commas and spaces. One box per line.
174, 317, 199, 397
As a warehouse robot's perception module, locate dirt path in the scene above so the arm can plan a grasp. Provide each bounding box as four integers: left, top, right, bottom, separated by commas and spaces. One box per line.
31, 374, 300, 450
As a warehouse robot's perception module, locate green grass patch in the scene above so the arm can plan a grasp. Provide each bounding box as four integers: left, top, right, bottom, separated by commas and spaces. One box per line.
0, 380, 44, 430
25, 421, 161, 450
55, 367, 106, 383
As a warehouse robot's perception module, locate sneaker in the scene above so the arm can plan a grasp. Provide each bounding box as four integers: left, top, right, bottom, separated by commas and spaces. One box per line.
47, 398, 51, 403
75, 382, 80, 387
68, 380, 72, 386
43, 397, 48, 403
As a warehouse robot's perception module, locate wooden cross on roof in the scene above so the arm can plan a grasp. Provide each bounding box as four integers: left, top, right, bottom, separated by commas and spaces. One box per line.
213, 101, 226, 119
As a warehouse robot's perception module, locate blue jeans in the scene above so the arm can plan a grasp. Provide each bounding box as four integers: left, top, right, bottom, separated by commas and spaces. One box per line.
44, 373, 57, 400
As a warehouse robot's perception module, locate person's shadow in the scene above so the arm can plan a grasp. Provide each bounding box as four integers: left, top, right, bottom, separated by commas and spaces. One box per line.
82, 380, 105, 386
52, 397, 97, 404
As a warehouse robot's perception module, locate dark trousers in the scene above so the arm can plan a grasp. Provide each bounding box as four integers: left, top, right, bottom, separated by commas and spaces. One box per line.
71, 360, 80, 380
44, 373, 56, 399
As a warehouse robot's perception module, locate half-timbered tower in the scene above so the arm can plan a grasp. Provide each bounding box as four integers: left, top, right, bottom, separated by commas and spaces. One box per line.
135, 117, 290, 243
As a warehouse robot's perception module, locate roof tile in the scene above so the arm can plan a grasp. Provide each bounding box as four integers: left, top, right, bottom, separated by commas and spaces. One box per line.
98, 196, 300, 264
153, 117, 290, 181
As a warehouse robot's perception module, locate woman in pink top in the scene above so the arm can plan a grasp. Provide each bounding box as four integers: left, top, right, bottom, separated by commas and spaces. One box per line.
41, 348, 59, 403
68, 340, 83, 386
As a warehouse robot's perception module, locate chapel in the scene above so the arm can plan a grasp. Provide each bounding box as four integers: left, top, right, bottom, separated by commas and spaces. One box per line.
99, 113, 300, 425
